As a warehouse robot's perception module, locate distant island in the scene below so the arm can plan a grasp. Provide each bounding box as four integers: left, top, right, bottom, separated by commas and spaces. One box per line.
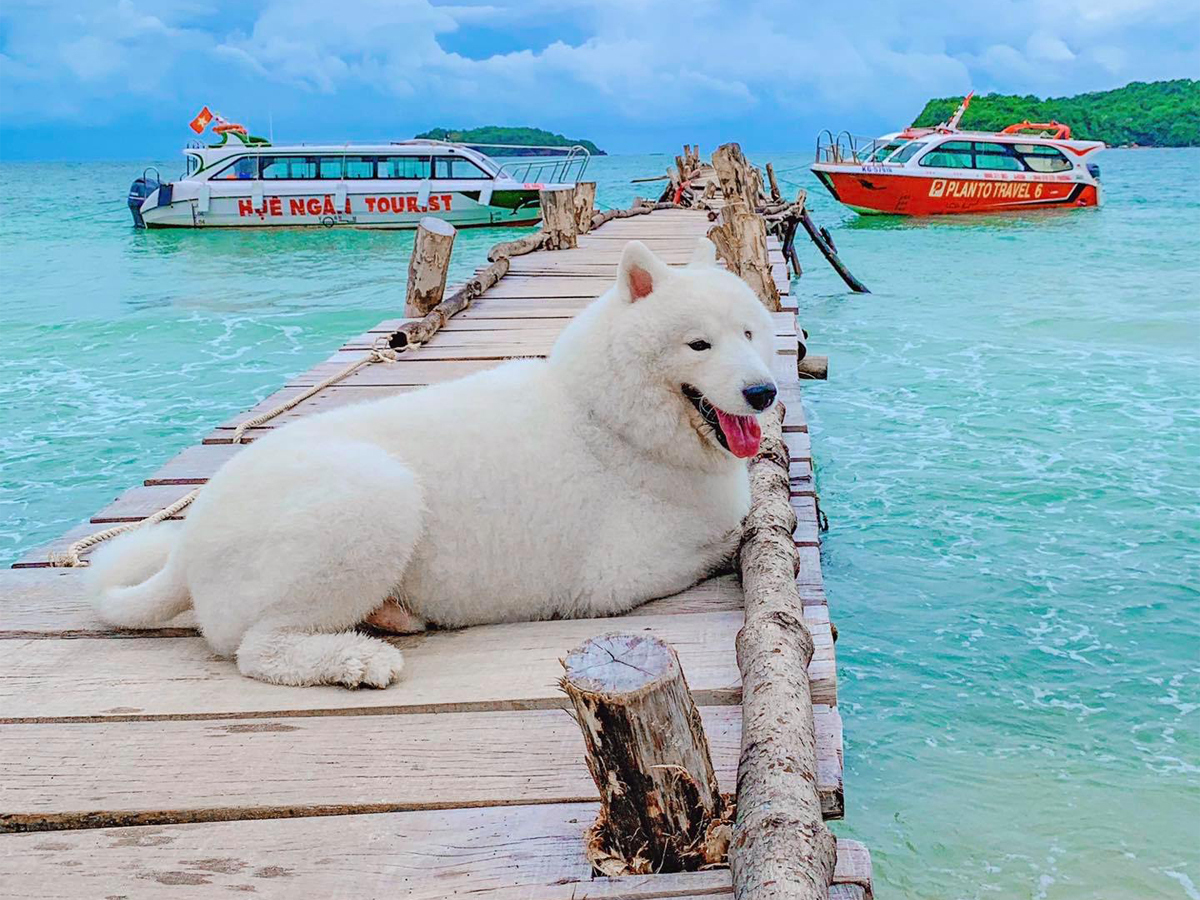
413, 126, 606, 156
913, 79, 1199, 147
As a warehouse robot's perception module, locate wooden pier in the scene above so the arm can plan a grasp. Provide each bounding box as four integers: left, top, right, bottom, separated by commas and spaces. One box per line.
2, 165, 872, 897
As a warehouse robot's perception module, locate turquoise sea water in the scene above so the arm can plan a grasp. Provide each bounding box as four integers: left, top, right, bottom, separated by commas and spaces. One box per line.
1, 150, 1197, 897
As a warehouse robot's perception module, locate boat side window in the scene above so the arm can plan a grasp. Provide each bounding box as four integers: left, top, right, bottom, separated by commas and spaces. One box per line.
318, 157, 344, 179
919, 140, 974, 169
211, 156, 259, 180
379, 156, 432, 179
434, 156, 491, 179
261, 156, 317, 180
888, 141, 926, 164
972, 142, 1024, 171
345, 157, 376, 179
1014, 144, 1073, 173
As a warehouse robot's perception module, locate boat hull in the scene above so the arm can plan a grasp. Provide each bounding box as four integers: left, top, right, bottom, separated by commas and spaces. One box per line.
812, 167, 1099, 216
139, 185, 544, 229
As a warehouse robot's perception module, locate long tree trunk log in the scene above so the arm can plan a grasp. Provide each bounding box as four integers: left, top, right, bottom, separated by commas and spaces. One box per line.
574, 182, 597, 234
562, 633, 730, 875
404, 217, 456, 317
487, 231, 545, 262
731, 403, 838, 899
708, 205, 782, 311
540, 187, 578, 250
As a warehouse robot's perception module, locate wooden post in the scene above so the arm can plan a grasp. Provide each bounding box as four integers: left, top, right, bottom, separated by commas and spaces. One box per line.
749, 167, 766, 205
708, 205, 782, 311
573, 182, 596, 234
798, 355, 829, 380
730, 403, 838, 899
562, 633, 730, 875
766, 163, 783, 202
712, 143, 756, 209
539, 187, 578, 250
798, 206, 870, 294
404, 217, 456, 318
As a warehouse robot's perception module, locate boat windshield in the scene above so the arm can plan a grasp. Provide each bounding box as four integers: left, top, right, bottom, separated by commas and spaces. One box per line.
868, 141, 904, 162
886, 141, 926, 164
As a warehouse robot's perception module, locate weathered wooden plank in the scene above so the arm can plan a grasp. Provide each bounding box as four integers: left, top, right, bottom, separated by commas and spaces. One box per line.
0, 569, 828, 639
365, 311, 799, 336
0, 804, 870, 898
286, 357, 497, 388
0, 610, 836, 720
143, 444, 242, 485
0, 569, 193, 637
0, 705, 842, 830
0, 569, 750, 638
792, 495, 821, 547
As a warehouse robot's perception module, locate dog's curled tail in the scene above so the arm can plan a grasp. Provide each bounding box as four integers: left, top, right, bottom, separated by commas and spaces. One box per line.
88, 521, 191, 627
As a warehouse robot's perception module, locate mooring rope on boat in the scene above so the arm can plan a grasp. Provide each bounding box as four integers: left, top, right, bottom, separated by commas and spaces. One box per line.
47, 487, 202, 568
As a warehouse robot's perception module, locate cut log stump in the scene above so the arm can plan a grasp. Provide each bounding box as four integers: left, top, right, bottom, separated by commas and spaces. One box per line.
561, 632, 730, 875
404, 217, 456, 318
540, 187, 578, 250
574, 182, 597, 234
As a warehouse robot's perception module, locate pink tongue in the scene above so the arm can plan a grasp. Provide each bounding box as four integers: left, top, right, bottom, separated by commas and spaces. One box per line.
715, 409, 762, 458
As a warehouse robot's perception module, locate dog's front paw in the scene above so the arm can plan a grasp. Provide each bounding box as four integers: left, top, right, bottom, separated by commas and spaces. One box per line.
337, 641, 405, 689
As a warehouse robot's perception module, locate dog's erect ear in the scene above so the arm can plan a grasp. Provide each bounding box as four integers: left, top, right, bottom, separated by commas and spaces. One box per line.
688, 237, 718, 269
616, 240, 671, 303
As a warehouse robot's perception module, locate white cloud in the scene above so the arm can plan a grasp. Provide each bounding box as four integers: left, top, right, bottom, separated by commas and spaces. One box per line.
0, 0, 1195, 145
1027, 31, 1076, 64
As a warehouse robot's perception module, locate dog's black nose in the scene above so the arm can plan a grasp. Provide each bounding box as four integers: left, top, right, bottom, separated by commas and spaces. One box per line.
742, 383, 777, 412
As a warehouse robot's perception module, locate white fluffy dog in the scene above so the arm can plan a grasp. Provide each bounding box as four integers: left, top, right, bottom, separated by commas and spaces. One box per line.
89, 238, 779, 688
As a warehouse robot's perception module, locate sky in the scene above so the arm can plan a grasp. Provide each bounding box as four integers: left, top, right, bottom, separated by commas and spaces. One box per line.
1, 0, 1197, 159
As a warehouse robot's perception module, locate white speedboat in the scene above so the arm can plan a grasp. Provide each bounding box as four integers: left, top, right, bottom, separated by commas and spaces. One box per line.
128, 123, 589, 229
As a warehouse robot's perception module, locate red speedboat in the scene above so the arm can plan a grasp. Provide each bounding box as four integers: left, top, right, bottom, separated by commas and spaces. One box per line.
811, 94, 1105, 215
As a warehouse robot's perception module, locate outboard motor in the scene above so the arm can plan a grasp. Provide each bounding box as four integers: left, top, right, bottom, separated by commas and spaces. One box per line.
127, 167, 162, 228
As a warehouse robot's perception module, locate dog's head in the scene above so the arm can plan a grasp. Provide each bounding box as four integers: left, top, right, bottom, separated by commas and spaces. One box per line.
552, 238, 778, 467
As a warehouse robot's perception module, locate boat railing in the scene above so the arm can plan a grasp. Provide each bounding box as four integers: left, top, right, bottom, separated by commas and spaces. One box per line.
815, 131, 891, 165
491, 145, 591, 185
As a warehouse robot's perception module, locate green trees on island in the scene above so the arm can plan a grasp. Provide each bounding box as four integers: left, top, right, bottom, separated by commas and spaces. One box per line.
413, 126, 605, 156
913, 80, 1200, 147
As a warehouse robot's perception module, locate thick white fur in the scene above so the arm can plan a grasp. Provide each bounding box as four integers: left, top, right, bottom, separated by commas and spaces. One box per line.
89, 238, 778, 688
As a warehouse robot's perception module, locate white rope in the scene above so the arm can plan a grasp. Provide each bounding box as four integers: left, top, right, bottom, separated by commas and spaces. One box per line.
47, 487, 202, 568
229, 339, 409, 444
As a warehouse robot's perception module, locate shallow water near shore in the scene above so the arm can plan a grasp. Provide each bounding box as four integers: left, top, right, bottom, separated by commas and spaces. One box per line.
2, 149, 1197, 897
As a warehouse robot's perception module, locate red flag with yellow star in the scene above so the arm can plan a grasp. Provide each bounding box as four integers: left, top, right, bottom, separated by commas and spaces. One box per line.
189, 106, 214, 134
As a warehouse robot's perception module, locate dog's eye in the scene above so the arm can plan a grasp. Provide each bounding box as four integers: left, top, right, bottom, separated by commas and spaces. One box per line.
688, 339, 711, 351
745, 330, 753, 340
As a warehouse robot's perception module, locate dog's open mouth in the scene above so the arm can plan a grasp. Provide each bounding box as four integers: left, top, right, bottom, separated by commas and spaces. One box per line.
682, 384, 762, 459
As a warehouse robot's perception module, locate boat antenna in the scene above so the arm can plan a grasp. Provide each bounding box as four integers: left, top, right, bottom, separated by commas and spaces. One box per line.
945, 91, 974, 131
269, 110, 274, 143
